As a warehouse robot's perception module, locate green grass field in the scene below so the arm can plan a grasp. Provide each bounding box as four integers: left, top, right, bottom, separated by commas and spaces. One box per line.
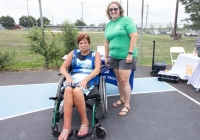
0, 30, 197, 70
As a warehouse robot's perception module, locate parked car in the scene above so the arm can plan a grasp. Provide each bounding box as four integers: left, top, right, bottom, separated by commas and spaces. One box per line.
185, 31, 198, 37
0, 24, 6, 30
166, 31, 172, 35
154, 30, 160, 35
146, 30, 160, 35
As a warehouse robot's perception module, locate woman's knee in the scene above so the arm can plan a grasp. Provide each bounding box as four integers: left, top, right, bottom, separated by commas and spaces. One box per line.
119, 77, 129, 86
64, 87, 73, 99
64, 87, 73, 94
73, 87, 84, 98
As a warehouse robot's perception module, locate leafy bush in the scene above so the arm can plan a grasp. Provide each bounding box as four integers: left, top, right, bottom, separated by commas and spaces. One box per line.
61, 21, 78, 54
26, 21, 78, 69
27, 28, 63, 69
0, 49, 15, 70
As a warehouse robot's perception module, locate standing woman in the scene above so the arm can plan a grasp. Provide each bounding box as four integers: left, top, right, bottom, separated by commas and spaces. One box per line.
104, 1, 138, 116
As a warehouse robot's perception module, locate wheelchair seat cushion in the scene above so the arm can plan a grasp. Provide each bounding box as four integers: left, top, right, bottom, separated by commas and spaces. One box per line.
85, 86, 99, 100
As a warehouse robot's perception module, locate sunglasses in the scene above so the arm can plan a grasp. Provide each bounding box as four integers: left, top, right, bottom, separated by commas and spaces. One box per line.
109, 8, 119, 12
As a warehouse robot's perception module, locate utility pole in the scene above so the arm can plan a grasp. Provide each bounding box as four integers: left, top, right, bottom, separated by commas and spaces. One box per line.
38, 0, 44, 41
26, 0, 30, 28
145, 4, 150, 31
127, 0, 128, 16
52, 15, 53, 25
173, 0, 179, 40
120, 0, 128, 16
140, 0, 144, 64
79, 2, 85, 21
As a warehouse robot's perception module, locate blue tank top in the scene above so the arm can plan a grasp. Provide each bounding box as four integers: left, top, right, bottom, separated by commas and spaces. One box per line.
70, 49, 100, 88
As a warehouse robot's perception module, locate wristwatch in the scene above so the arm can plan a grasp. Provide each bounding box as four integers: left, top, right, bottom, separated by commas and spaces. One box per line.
128, 52, 133, 55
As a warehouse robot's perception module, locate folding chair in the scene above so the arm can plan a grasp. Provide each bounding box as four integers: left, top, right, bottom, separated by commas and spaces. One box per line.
170, 47, 185, 66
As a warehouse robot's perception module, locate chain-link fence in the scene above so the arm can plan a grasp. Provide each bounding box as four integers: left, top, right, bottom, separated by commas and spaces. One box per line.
0, 0, 199, 70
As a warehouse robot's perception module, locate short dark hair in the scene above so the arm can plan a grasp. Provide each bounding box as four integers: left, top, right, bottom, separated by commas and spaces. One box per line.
106, 1, 124, 20
77, 33, 91, 44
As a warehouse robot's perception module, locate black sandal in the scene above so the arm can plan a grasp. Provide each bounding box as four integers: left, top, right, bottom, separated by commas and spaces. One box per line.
118, 106, 130, 116
113, 99, 124, 107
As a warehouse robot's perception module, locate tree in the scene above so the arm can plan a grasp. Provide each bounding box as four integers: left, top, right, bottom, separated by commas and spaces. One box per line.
98, 23, 106, 26
19, 16, 36, 28
36, 17, 50, 27
27, 28, 63, 69
89, 23, 95, 26
0, 16, 15, 29
150, 24, 154, 30
158, 25, 163, 32
179, 0, 200, 30
62, 21, 78, 54
75, 19, 86, 26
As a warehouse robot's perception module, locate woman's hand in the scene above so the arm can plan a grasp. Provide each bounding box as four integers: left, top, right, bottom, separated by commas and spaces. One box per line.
77, 80, 88, 89
126, 55, 132, 63
65, 75, 74, 86
105, 58, 109, 67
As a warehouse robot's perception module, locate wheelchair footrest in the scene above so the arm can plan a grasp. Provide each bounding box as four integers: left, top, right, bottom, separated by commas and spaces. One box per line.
52, 125, 106, 140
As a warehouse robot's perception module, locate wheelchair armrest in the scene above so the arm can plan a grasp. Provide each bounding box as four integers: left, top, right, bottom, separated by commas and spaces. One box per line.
58, 73, 62, 76
49, 97, 58, 100
58, 65, 72, 76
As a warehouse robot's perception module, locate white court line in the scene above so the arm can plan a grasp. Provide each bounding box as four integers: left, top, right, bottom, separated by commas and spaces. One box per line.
164, 82, 200, 106
107, 89, 176, 97
0, 77, 158, 88
0, 77, 156, 88
0, 106, 54, 121
0, 82, 58, 88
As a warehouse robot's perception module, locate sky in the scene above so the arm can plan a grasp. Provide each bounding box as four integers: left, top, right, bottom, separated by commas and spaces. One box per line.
0, 0, 189, 27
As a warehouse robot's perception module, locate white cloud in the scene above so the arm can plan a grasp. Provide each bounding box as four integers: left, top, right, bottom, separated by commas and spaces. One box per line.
0, 0, 189, 26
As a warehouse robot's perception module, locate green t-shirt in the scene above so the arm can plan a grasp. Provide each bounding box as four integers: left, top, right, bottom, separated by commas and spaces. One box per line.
104, 16, 137, 59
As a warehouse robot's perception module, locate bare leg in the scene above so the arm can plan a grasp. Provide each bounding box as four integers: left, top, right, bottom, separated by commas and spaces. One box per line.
58, 87, 73, 140
73, 87, 89, 136
118, 69, 132, 108
113, 69, 132, 116
112, 69, 125, 106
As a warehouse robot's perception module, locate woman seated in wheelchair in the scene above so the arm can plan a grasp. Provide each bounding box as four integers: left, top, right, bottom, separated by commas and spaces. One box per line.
58, 33, 101, 140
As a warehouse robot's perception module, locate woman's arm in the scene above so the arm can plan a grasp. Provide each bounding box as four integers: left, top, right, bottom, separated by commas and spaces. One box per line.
104, 39, 109, 66
104, 39, 109, 58
128, 32, 138, 53
126, 32, 138, 63
60, 51, 74, 85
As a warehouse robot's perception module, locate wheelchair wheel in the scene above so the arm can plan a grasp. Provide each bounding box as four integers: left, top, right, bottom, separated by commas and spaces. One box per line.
99, 76, 107, 118
95, 126, 107, 139
55, 77, 66, 117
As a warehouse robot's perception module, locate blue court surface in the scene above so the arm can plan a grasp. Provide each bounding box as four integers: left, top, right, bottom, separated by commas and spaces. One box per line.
1, 75, 200, 140
0, 77, 174, 120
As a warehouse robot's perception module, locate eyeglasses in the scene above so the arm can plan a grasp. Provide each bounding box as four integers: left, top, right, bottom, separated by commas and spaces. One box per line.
109, 8, 118, 12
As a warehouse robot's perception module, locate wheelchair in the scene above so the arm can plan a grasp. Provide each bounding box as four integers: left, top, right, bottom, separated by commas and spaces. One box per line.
49, 73, 107, 140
